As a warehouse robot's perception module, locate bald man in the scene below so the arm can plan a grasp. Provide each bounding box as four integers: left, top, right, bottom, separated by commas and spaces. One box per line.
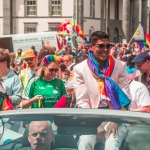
27, 121, 54, 150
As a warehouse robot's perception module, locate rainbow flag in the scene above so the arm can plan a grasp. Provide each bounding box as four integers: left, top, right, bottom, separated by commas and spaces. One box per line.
136, 32, 150, 49
133, 24, 150, 49
56, 49, 65, 56
56, 34, 65, 56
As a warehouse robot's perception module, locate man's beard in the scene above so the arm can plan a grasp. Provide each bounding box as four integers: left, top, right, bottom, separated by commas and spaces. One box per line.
28, 63, 34, 68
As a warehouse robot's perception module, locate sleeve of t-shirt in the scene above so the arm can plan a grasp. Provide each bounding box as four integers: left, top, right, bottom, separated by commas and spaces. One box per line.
23, 78, 35, 100
60, 79, 67, 96
136, 83, 150, 107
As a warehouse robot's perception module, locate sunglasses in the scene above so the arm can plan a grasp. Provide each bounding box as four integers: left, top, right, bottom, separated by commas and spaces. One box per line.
93, 44, 112, 49
47, 68, 59, 73
24, 57, 34, 62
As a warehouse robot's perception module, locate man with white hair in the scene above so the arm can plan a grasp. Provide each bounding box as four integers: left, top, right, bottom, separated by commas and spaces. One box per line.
22, 121, 54, 150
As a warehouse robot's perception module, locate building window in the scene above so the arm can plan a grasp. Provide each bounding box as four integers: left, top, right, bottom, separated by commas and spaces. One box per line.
24, 23, 37, 33
51, 0, 61, 16
25, 0, 36, 16
90, 0, 94, 17
115, 0, 119, 20
48, 23, 59, 31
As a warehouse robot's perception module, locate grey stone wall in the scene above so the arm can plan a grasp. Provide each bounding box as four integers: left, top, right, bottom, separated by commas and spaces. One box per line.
3, 0, 12, 35
108, 20, 123, 43
142, 0, 148, 30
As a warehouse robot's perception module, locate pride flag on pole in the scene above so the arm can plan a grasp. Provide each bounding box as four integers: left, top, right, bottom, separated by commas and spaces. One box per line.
56, 36, 65, 56
133, 24, 145, 41
133, 24, 150, 49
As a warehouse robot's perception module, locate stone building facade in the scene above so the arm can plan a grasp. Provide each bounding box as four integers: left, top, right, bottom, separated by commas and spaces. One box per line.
0, 0, 148, 43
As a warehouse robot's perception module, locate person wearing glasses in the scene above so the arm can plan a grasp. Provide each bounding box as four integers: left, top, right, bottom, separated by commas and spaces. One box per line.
19, 49, 38, 95
73, 31, 131, 150
15, 48, 23, 74
22, 55, 67, 109
126, 55, 150, 113
132, 52, 150, 93
62, 54, 75, 71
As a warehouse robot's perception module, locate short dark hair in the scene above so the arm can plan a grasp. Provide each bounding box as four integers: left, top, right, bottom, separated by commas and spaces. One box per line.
18, 49, 22, 52
145, 44, 149, 48
75, 55, 88, 64
89, 31, 109, 44
31, 46, 35, 50
38, 47, 55, 66
59, 63, 67, 72
127, 55, 136, 69
0, 51, 10, 68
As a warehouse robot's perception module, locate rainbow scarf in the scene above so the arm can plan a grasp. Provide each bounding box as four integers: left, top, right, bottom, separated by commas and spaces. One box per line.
87, 51, 130, 110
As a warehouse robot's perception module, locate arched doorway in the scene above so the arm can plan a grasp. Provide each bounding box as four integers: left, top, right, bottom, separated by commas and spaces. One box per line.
114, 28, 119, 43
89, 26, 94, 36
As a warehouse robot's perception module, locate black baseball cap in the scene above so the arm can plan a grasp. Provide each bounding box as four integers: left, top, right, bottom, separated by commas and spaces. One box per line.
131, 52, 150, 63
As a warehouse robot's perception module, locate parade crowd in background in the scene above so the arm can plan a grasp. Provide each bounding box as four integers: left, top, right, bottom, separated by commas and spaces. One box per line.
0, 31, 150, 113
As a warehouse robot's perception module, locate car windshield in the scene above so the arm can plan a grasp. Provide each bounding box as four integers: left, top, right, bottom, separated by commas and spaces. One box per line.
0, 108, 150, 150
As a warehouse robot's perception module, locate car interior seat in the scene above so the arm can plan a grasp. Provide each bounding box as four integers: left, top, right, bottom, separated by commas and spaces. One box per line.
123, 126, 150, 150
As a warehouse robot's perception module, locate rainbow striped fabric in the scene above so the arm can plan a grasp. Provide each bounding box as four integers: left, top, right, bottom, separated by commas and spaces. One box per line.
56, 49, 65, 56
87, 51, 130, 110
136, 31, 150, 49
42, 55, 61, 65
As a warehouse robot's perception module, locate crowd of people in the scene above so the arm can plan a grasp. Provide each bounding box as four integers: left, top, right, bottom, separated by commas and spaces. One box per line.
0, 31, 150, 150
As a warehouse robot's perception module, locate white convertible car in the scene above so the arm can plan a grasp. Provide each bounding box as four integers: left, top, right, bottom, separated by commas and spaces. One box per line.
0, 108, 150, 150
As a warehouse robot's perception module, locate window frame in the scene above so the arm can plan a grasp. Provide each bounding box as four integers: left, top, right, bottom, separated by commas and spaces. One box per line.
49, 0, 62, 17
90, 0, 95, 18
24, 0, 37, 17
24, 23, 37, 33
48, 23, 60, 32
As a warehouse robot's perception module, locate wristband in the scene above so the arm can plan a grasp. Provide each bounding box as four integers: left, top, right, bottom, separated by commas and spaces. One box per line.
38, 96, 42, 108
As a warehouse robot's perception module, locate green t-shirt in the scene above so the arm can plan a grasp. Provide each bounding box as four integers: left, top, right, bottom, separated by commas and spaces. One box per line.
24, 77, 67, 108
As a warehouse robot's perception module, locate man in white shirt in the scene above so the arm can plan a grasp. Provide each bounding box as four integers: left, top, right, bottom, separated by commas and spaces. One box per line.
129, 80, 150, 112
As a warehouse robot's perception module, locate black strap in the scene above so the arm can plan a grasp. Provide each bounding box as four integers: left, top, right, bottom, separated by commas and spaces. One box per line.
129, 80, 133, 85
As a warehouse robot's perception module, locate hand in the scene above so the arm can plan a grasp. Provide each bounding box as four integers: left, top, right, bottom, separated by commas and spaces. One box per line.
105, 122, 118, 138
96, 125, 106, 143
32, 95, 43, 102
